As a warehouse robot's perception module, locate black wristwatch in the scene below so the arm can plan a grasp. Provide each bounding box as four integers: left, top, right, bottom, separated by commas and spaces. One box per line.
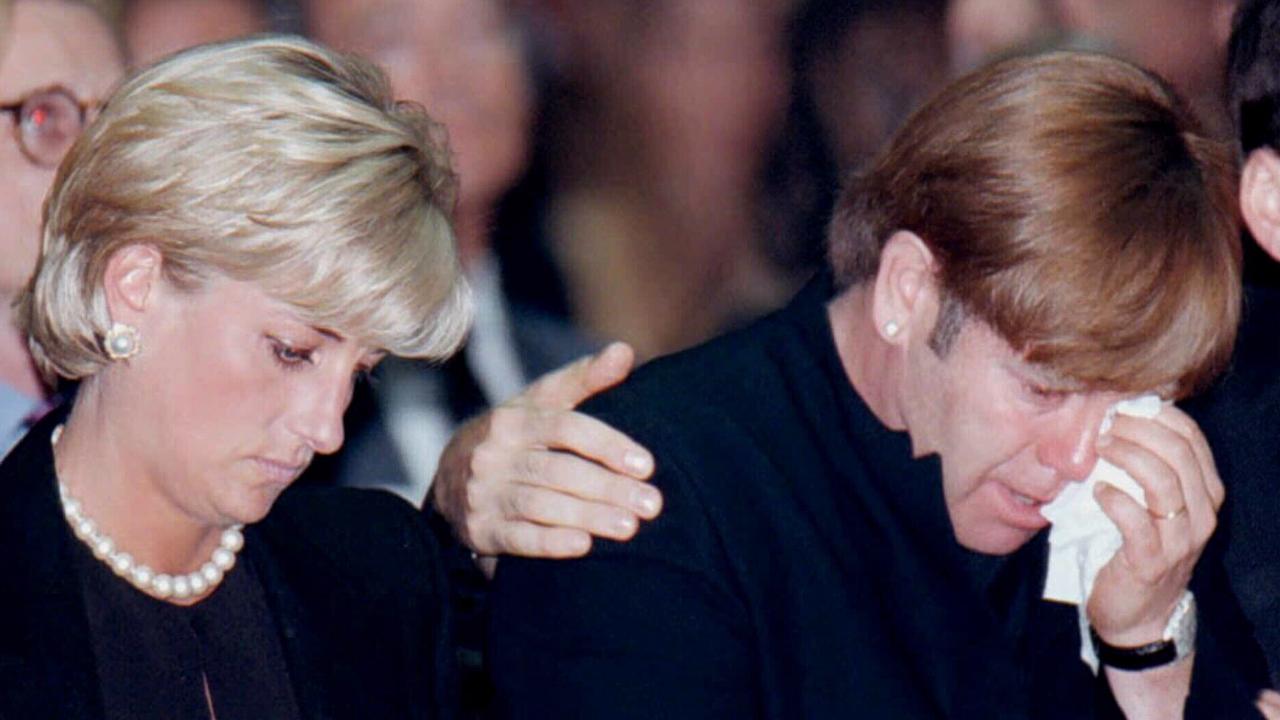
1090, 592, 1196, 671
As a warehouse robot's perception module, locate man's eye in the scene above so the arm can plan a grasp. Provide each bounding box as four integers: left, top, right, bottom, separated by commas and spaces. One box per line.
1025, 383, 1068, 405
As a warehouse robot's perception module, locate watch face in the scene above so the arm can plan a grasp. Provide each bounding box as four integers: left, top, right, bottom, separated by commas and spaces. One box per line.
1168, 592, 1197, 660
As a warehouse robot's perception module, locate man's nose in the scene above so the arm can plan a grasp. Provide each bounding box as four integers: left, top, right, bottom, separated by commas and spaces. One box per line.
1036, 400, 1109, 483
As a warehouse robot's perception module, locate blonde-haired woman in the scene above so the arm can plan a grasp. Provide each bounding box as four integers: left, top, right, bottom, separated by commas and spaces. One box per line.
0, 36, 467, 718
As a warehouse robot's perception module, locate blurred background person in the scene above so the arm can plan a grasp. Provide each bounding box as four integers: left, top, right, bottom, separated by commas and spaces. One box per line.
946, 0, 1060, 73
945, 0, 1239, 136
122, 0, 269, 67
753, 0, 949, 289
495, 0, 796, 360
1053, 0, 1239, 137
0, 0, 123, 453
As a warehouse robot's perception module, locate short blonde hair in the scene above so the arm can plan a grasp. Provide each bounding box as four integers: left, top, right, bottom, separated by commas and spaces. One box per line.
19, 34, 470, 382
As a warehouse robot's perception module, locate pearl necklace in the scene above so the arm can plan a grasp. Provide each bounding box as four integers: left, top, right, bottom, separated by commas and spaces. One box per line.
51, 424, 245, 602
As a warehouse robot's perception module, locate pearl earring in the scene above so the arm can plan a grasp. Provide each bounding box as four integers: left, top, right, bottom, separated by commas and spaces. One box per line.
104, 322, 141, 361
883, 320, 901, 338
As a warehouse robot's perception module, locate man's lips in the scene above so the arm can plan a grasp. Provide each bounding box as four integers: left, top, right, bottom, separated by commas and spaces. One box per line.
993, 482, 1053, 531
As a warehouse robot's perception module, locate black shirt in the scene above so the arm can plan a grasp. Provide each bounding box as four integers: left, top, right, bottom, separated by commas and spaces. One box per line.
1185, 284, 1280, 686
489, 277, 1268, 719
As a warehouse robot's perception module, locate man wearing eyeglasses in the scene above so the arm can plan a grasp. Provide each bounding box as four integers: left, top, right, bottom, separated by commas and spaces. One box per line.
0, 0, 122, 453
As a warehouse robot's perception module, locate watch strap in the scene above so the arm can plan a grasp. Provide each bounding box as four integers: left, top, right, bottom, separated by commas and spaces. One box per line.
1089, 591, 1195, 672
1089, 627, 1178, 670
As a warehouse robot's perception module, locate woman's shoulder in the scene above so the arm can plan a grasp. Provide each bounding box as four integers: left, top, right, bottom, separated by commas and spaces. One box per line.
252, 485, 442, 597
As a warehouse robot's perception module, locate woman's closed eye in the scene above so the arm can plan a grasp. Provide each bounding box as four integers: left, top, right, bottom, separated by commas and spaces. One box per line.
269, 338, 315, 369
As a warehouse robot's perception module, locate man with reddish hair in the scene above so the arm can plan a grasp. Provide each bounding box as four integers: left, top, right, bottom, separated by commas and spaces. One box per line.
488, 51, 1268, 718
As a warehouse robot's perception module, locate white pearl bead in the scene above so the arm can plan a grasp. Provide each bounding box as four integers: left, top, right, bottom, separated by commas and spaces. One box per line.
93, 537, 114, 559
76, 518, 96, 538
111, 552, 133, 574
188, 573, 208, 595
212, 548, 235, 571
152, 574, 173, 598
172, 575, 191, 599
221, 528, 244, 552
201, 563, 223, 585
63, 499, 81, 519
132, 565, 154, 587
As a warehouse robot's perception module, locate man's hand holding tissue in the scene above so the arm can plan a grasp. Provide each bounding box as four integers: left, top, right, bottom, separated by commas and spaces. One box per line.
1087, 406, 1224, 715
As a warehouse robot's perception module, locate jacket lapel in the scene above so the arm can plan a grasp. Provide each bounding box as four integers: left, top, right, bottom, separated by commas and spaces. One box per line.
0, 413, 104, 719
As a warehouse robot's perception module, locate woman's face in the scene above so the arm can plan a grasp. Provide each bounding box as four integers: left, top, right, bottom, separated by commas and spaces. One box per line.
124, 275, 382, 527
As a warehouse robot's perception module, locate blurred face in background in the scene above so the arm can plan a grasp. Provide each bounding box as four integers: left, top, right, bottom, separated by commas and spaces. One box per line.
946, 0, 1056, 74
124, 0, 268, 68
309, 0, 532, 217
1056, 0, 1238, 133
0, 0, 122, 300
596, 0, 790, 217
812, 3, 948, 171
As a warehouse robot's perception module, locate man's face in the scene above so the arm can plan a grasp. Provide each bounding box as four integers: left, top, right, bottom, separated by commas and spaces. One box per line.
0, 0, 122, 300
900, 319, 1124, 555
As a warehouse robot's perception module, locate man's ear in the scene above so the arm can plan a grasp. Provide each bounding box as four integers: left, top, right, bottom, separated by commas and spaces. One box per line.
102, 244, 164, 323
1241, 148, 1280, 262
871, 230, 938, 345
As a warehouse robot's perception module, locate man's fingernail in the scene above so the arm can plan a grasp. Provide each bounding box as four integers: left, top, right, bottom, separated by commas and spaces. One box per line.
624, 450, 653, 475
615, 514, 638, 536
634, 488, 661, 516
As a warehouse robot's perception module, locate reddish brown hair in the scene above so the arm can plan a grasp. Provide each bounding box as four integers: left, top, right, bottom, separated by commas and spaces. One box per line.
829, 51, 1241, 398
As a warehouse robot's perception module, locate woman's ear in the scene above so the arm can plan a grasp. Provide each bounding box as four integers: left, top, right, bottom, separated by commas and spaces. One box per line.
871, 230, 938, 345
1241, 148, 1280, 262
102, 244, 164, 322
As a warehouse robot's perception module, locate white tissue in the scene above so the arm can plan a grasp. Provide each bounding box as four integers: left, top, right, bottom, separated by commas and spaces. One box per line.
1039, 393, 1164, 671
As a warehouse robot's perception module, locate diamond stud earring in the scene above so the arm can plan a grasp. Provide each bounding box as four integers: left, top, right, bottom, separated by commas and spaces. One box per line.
104, 322, 141, 361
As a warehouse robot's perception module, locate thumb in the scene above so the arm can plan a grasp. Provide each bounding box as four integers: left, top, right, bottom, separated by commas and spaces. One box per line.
524, 342, 636, 410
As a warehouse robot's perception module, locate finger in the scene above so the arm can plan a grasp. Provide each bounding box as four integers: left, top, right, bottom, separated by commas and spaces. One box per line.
1107, 414, 1214, 544
502, 484, 645, 542
1152, 407, 1226, 511
1257, 690, 1280, 720
521, 450, 663, 518
527, 408, 654, 479
522, 342, 637, 411
1098, 425, 1187, 520
494, 521, 594, 559
1095, 482, 1163, 578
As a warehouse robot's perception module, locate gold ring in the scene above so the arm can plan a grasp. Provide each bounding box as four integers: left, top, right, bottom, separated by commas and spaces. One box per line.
1149, 505, 1188, 521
